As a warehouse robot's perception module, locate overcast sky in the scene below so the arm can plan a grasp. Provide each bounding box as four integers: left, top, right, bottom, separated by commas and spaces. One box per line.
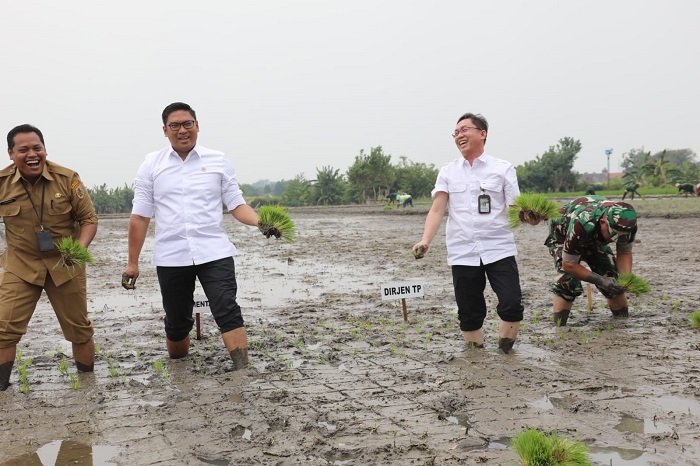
2, 1, 697, 187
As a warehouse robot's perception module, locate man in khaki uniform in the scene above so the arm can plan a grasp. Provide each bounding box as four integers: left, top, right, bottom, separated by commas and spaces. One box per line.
0, 124, 98, 391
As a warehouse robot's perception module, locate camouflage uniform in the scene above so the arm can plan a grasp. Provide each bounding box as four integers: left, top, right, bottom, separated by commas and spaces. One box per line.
544, 196, 637, 301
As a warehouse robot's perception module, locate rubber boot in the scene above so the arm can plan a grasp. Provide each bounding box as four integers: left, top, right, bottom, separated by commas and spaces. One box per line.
611, 306, 629, 318
553, 310, 571, 326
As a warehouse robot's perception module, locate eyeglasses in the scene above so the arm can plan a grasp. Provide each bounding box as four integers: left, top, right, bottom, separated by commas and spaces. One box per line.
452, 126, 482, 138
167, 120, 196, 131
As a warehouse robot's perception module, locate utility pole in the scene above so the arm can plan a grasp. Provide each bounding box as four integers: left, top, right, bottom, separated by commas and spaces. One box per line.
605, 148, 613, 187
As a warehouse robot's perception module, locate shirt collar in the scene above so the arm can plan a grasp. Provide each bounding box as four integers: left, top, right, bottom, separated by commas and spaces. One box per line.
10, 162, 54, 184
168, 144, 201, 161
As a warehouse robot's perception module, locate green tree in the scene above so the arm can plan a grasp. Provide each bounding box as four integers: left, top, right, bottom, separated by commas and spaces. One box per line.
346, 146, 395, 203
516, 137, 582, 192
393, 157, 438, 198
281, 174, 312, 206
312, 166, 345, 205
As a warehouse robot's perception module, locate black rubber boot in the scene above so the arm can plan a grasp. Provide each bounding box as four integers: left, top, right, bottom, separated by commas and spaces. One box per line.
611, 307, 629, 318
0, 361, 13, 391
498, 338, 515, 354
553, 310, 571, 326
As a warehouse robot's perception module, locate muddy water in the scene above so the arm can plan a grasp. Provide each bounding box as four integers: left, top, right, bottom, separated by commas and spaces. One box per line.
1, 206, 699, 465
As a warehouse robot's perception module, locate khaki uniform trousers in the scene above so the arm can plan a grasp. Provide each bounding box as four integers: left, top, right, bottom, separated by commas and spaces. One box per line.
0, 268, 93, 347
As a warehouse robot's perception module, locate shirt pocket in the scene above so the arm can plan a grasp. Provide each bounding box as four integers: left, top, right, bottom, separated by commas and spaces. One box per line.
0, 204, 24, 234
49, 198, 72, 216
480, 177, 504, 194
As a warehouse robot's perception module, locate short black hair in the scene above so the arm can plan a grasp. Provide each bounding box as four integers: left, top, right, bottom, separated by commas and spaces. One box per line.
456, 112, 488, 132
7, 124, 45, 151
162, 102, 197, 125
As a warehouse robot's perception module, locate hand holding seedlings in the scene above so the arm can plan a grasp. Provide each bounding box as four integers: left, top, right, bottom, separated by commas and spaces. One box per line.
256, 206, 296, 242
121, 273, 136, 290
55, 237, 93, 268
615, 272, 651, 296
412, 244, 428, 259
508, 193, 560, 228
258, 223, 282, 239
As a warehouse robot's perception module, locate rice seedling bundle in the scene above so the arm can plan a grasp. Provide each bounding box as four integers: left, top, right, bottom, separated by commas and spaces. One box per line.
257, 205, 296, 243
55, 237, 93, 268
616, 272, 651, 296
508, 193, 561, 229
511, 428, 591, 466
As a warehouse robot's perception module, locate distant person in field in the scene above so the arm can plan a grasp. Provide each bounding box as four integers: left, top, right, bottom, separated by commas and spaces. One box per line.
0, 124, 98, 391
676, 183, 695, 196
386, 192, 398, 205
412, 112, 523, 354
396, 193, 413, 207
621, 182, 642, 200
122, 102, 279, 370
585, 186, 596, 195
545, 196, 637, 326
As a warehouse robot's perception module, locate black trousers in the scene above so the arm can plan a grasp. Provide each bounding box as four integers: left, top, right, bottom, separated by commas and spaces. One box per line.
156, 257, 244, 341
452, 256, 524, 332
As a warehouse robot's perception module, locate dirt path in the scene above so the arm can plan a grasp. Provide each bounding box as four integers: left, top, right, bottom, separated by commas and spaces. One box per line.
1, 205, 699, 465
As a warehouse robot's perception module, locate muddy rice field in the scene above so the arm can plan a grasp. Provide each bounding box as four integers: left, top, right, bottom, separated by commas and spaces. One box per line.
1, 198, 699, 465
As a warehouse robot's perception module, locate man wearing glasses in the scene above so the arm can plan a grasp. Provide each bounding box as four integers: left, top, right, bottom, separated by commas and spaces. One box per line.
413, 113, 524, 353
122, 102, 276, 370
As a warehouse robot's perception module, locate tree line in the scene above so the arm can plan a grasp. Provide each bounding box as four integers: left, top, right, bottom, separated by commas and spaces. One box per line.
88, 141, 698, 213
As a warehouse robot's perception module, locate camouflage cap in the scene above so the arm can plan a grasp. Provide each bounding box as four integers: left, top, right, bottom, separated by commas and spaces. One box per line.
606, 203, 637, 242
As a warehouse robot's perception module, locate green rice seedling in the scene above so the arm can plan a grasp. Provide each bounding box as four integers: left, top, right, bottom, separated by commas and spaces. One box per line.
511, 429, 554, 466
549, 435, 590, 466
152, 359, 170, 379
54, 236, 93, 268
512, 428, 591, 466
69, 373, 81, 390
106, 354, 119, 378
508, 193, 561, 229
616, 272, 651, 296
257, 205, 296, 242
690, 310, 700, 329
58, 356, 69, 377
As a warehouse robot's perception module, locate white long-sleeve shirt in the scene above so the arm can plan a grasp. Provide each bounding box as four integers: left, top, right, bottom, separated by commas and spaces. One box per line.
131, 144, 246, 266
432, 153, 520, 266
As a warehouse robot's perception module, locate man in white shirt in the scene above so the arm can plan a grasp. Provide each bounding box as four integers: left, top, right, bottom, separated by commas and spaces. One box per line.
122, 102, 275, 370
413, 113, 524, 353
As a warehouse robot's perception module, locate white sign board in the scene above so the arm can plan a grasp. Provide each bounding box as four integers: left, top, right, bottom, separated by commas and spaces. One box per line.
193, 295, 210, 314
380, 281, 424, 300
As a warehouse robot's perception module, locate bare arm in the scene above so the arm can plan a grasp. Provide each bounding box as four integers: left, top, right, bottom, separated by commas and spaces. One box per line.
122, 214, 150, 287
615, 249, 633, 274
230, 204, 259, 226
78, 223, 97, 249
412, 192, 448, 256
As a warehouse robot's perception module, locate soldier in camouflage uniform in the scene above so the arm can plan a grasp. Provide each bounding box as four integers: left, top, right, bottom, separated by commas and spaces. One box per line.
544, 196, 637, 325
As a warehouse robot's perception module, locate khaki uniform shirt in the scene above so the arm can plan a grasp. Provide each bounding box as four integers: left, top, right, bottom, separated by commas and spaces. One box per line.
0, 161, 98, 287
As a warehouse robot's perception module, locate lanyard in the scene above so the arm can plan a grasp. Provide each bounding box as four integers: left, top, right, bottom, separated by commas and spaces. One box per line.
20, 179, 46, 231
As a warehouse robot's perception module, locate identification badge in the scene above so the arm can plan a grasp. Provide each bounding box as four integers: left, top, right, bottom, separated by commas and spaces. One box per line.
36, 230, 55, 252
478, 193, 491, 214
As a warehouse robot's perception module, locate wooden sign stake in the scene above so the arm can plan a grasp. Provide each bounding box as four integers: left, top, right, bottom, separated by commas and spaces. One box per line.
586, 283, 593, 311
401, 298, 408, 322
195, 313, 202, 340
